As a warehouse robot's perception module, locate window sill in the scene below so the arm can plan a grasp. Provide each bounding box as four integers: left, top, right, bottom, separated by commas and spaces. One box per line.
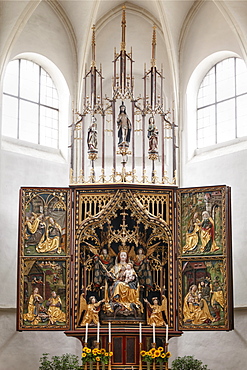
1, 136, 67, 163
190, 136, 247, 163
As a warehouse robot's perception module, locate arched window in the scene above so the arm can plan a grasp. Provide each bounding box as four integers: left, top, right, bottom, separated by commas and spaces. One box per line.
197, 57, 247, 149
2, 59, 59, 149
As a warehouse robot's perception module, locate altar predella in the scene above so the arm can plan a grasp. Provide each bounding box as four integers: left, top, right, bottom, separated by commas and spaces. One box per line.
16, 7, 233, 369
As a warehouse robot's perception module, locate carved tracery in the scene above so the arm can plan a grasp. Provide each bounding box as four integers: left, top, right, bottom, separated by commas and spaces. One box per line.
74, 189, 173, 326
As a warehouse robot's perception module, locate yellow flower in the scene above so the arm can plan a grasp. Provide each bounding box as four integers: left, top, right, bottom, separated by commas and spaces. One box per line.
109, 352, 113, 357
96, 356, 101, 362
82, 347, 88, 352
92, 348, 98, 355
161, 353, 166, 359
158, 347, 163, 352
86, 348, 91, 353
154, 350, 160, 357
140, 351, 146, 356
166, 352, 171, 358
82, 353, 86, 358
101, 349, 106, 354
105, 353, 109, 357
150, 348, 156, 354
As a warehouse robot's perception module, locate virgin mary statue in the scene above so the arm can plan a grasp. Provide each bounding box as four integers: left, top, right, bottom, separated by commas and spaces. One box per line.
104, 250, 143, 314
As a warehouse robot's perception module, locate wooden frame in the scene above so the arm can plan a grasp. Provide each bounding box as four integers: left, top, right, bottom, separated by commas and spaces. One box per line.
16, 184, 233, 335
176, 185, 233, 331
17, 187, 71, 330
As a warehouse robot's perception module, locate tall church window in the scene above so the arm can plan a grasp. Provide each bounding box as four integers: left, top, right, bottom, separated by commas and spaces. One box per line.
2, 59, 59, 149
197, 57, 247, 149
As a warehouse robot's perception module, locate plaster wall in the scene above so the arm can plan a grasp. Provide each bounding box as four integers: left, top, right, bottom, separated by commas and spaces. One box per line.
176, 2, 247, 369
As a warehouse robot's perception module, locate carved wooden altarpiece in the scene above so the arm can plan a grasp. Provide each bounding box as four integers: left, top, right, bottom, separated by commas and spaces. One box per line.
17, 184, 233, 353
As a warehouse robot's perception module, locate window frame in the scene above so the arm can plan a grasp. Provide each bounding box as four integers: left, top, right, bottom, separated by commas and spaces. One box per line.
196, 57, 247, 149
2, 58, 60, 149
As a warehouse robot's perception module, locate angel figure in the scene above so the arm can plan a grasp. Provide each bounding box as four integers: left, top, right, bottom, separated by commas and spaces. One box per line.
78, 295, 105, 326
144, 295, 168, 327
93, 247, 116, 287
128, 244, 159, 289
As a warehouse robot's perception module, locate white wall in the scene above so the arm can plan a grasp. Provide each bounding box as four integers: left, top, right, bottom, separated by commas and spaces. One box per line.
175, 2, 247, 369
0, 2, 80, 369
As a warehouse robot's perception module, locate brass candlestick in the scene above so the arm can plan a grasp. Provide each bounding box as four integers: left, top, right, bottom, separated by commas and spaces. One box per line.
164, 342, 169, 370
108, 342, 112, 370
151, 343, 156, 370
139, 342, 143, 370
96, 342, 100, 370
84, 342, 88, 370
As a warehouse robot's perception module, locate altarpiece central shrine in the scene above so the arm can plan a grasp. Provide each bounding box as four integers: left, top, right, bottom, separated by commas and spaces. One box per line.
17, 8, 233, 370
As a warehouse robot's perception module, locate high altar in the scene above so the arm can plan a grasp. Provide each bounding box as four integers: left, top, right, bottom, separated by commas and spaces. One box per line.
16, 7, 233, 369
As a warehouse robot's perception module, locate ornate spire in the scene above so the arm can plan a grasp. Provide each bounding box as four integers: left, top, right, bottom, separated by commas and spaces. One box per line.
151, 24, 156, 68
91, 25, 96, 67
121, 5, 126, 51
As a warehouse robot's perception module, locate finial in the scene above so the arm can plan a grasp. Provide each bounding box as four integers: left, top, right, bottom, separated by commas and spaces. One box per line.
91, 25, 96, 67
151, 24, 157, 68
92, 25, 96, 46
121, 5, 126, 51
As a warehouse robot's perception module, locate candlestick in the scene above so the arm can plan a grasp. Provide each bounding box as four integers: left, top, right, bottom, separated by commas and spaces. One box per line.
166, 324, 168, 344
108, 341, 112, 370
96, 341, 100, 370
108, 322, 111, 343
139, 322, 142, 343
152, 323, 155, 343
97, 321, 100, 343
139, 342, 143, 370
85, 322, 88, 343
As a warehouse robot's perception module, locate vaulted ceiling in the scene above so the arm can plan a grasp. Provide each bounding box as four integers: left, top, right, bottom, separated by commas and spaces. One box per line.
1, 0, 247, 107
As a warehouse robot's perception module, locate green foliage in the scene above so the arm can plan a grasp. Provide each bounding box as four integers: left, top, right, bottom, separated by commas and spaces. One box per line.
39, 353, 81, 370
171, 355, 209, 370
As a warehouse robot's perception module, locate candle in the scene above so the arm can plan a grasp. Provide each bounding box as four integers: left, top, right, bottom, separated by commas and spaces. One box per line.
139, 322, 142, 343
166, 324, 169, 344
85, 322, 88, 343
97, 321, 100, 343
152, 323, 155, 343
108, 321, 111, 342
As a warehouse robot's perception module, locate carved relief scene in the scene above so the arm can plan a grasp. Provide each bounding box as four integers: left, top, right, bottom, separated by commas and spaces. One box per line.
177, 186, 232, 331
75, 188, 174, 328
178, 187, 227, 256
180, 259, 227, 329
20, 259, 69, 329
17, 188, 71, 330
23, 190, 70, 256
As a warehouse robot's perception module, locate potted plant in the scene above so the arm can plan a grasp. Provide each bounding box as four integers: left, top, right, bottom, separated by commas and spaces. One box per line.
141, 347, 171, 370
171, 355, 209, 370
39, 353, 81, 369
81, 346, 113, 370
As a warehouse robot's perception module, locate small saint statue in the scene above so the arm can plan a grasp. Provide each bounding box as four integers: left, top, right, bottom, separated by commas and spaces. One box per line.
117, 102, 131, 146
87, 116, 98, 152
147, 116, 159, 153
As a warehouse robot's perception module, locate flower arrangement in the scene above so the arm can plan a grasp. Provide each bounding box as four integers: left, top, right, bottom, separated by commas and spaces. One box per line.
140, 347, 171, 363
82, 347, 113, 365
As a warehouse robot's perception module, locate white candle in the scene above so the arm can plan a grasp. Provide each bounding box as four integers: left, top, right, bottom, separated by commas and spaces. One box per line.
152, 322, 155, 343
85, 322, 88, 343
139, 322, 142, 343
97, 321, 100, 342
108, 322, 111, 343
166, 324, 169, 344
